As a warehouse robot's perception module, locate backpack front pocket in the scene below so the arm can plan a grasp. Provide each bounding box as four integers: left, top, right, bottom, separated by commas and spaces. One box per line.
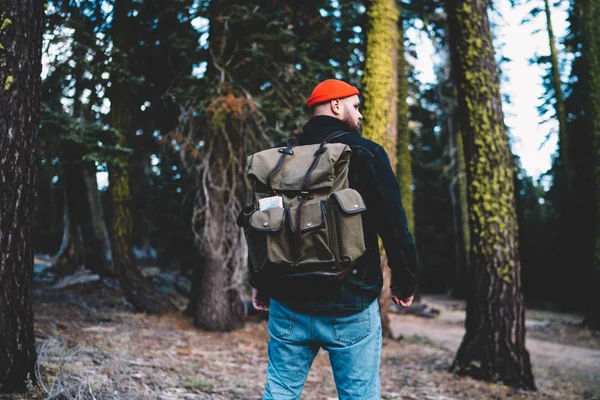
288, 200, 336, 265
247, 206, 296, 267
328, 188, 367, 264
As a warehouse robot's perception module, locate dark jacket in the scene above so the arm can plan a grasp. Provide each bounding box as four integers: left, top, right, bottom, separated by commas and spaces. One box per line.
255, 115, 418, 313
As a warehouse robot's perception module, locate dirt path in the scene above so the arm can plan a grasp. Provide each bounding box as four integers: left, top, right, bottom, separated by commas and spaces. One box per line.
10, 285, 600, 400
389, 297, 600, 396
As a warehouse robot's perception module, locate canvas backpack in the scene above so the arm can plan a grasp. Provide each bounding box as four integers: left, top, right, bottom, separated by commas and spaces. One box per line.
237, 131, 367, 280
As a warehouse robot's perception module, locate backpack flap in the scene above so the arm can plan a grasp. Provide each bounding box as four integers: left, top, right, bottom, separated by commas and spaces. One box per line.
247, 143, 351, 192
250, 207, 286, 231
330, 188, 367, 213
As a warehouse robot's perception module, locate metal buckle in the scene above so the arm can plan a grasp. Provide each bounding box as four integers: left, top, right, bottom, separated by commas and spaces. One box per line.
298, 191, 314, 200
278, 147, 294, 155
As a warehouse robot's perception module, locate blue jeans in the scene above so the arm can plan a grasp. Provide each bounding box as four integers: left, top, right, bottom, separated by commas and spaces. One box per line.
263, 298, 382, 400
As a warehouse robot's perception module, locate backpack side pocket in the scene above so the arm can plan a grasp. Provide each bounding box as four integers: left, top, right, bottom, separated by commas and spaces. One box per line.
328, 189, 367, 265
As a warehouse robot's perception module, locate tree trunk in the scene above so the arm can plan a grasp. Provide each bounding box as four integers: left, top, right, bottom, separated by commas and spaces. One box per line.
362, 0, 401, 337
195, 239, 244, 331
190, 0, 247, 331
52, 144, 85, 274
192, 163, 245, 331
51, 23, 113, 277
544, 0, 570, 193
582, 0, 600, 330
82, 164, 115, 276
0, 0, 44, 392
447, 0, 536, 389
107, 0, 176, 314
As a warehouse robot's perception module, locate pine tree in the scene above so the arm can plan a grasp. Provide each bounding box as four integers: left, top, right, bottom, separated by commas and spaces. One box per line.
107, 0, 176, 314
361, 0, 402, 336
582, 0, 600, 330
0, 0, 44, 391
447, 0, 536, 389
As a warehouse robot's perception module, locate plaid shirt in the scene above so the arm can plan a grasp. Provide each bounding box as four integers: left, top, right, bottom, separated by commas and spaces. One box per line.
253, 116, 418, 314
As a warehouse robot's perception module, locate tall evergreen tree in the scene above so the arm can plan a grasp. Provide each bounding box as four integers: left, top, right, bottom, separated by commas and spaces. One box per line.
582, 0, 600, 330
107, 0, 176, 314
171, 0, 352, 330
543, 0, 569, 189
0, 0, 44, 391
447, 0, 536, 389
361, 0, 402, 336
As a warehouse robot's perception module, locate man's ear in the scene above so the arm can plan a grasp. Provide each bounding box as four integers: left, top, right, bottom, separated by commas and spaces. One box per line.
330, 99, 341, 115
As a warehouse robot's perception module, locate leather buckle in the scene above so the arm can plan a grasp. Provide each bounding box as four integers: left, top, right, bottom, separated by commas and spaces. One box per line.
278, 147, 294, 155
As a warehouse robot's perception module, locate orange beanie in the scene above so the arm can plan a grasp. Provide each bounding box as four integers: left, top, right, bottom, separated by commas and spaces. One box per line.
306, 79, 359, 107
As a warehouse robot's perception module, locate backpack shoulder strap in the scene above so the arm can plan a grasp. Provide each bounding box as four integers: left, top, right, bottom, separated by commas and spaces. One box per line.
320, 130, 349, 146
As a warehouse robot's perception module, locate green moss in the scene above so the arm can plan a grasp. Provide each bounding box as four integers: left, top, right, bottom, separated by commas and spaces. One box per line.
454, 0, 519, 281
361, 0, 399, 155
0, 18, 11, 32
4, 75, 12, 90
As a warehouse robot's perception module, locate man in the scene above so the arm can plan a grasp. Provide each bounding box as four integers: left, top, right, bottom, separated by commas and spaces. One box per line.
253, 79, 418, 400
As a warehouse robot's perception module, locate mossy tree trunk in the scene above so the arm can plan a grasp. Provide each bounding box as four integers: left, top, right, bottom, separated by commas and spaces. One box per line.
447, 0, 536, 389
107, 0, 176, 314
0, 0, 44, 391
582, 0, 600, 330
361, 0, 401, 337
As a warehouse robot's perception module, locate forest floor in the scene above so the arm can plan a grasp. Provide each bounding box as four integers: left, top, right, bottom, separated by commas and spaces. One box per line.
5, 265, 600, 400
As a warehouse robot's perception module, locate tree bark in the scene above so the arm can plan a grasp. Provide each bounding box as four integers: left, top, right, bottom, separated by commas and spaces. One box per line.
361, 0, 401, 337
107, 0, 176, 314
0, 0, 44, 392
582, 0, 600, 330
447, 0, 536, 389
193, 150, 245, 330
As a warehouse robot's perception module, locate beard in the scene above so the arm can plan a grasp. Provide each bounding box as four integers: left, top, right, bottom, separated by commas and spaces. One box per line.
343, 114, 361, 135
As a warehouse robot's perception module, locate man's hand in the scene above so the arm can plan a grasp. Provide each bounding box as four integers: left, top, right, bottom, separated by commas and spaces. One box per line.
392, 295, 414, 308
252, 288, 270, 312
